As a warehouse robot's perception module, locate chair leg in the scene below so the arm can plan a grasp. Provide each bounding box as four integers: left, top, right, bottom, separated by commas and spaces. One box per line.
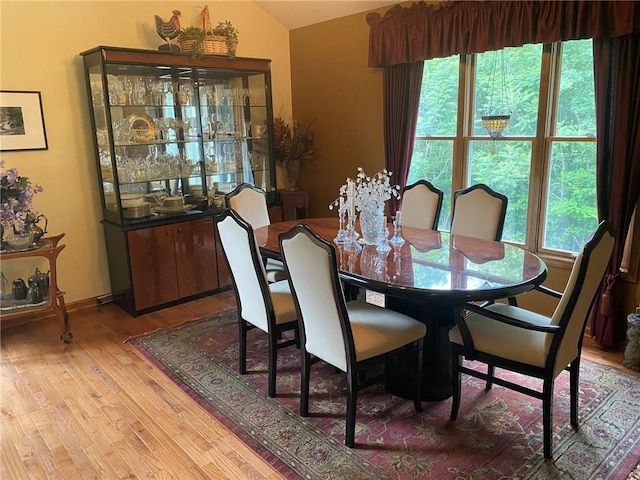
345, 369, 358, 448
569, 359, 580, 426
486, 365, 494, 390
239, 320, 248, 375
413, 339, 423, 413
542, 378, 554, 459
450, 348, 462, 420
267, 332, 277, 398
300, 350, 310, 417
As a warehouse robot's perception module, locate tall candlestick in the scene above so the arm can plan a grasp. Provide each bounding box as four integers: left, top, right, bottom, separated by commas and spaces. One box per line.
347, 181, 355, 219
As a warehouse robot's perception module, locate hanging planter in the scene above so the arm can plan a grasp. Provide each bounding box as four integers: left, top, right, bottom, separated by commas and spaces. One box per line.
481, 48, 512, 151
481, 114, 511, 139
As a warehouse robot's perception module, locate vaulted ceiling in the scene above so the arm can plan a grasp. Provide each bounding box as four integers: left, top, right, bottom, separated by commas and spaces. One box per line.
254, 1, 397, 30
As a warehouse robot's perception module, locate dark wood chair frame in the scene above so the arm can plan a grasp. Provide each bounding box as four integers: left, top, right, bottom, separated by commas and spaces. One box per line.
451, 183, 509, 241
450, 221, 615, 458
402, 179, 444, 230
215, 209, 299, 398
279, 224, 424, 448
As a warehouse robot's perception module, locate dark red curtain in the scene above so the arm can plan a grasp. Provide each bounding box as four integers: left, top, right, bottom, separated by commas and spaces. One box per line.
368, 0, 640, 346
367, 1, 640, 66
592, 34, 640, 346
383, 62, 424, 214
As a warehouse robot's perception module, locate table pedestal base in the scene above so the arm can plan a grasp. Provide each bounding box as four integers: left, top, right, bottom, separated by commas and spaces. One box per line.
385, 296, 456, 401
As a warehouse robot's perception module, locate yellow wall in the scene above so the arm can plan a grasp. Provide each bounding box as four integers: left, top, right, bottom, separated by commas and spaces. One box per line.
0, 1, 292, 303
290, 11, 386, 217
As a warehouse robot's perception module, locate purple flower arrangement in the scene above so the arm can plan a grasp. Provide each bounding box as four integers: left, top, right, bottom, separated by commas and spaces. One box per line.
0, 161, 43, 232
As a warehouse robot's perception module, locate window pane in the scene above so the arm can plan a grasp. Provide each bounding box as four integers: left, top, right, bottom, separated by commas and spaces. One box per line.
543, 142, 598, 252
555, 40, 596, 137
468, 140, 532, 244
407, 140, 453, 229
416, 56, 459, 136
474, 44, 542, 136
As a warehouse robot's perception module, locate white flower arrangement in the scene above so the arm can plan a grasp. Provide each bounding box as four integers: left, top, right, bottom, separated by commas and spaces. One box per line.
329, 167, 400, 212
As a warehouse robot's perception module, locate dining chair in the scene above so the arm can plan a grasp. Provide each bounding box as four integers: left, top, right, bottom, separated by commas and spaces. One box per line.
450, 183, 508, 241
449, 220, 615, 458
225, 183, 287, 282
401, 179, 444, 230
215, 209, 299, 398
279, 224, 426, 448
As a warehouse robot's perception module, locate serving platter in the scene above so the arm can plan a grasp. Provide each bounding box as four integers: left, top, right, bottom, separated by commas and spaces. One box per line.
152, 204, 197, 215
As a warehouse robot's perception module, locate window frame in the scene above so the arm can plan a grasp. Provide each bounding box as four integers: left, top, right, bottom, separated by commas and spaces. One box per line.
413, 41, 597, 263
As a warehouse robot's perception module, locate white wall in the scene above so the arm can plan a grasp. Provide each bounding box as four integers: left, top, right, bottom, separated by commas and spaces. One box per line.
0, 1, 292, 303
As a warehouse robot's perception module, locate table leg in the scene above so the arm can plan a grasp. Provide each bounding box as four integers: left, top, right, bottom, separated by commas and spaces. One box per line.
54, 292, 73, 343
385, 296, 456, 401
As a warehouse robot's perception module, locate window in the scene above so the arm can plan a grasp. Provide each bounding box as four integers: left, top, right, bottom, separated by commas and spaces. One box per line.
409, 40, 598, 256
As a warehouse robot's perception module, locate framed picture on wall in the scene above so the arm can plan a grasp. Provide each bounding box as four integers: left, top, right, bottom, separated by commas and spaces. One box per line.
0, 90, 48, 151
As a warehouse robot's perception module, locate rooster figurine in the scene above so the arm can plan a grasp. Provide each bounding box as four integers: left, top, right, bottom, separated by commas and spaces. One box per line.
154, 10, 181, 52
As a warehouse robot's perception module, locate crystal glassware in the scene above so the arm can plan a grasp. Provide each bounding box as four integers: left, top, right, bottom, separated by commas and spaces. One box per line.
389, 210, 405, 246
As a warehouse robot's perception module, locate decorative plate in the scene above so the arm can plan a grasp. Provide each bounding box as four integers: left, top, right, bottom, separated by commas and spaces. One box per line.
127, 113, 156, 143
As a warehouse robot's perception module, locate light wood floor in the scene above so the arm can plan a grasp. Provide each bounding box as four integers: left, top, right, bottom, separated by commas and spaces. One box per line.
1, 291, 637, 480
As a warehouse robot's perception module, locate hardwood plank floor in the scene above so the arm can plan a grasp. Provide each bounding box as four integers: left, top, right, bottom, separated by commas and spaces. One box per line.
1, 291, 637, 479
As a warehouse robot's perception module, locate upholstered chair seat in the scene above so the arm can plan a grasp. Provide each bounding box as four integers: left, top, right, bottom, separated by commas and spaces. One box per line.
226, 183, 287, 283
449, 221, 615, 458
216, 209, 298, 398
450, 183, 508, 241
401, 180, 444, 230
280, 224, 426, 448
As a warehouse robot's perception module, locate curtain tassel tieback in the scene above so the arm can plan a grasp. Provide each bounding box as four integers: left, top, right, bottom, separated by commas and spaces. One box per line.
599, 273, 618, 317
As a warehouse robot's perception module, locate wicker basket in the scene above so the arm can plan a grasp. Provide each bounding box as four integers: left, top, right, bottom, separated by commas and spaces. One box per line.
179, 34, 228, 56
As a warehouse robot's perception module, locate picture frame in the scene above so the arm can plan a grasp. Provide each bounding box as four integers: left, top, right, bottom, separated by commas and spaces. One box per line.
0, 90, 48, 151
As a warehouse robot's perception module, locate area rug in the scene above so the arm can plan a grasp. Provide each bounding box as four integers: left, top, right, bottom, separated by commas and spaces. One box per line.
128, 309, 640, 480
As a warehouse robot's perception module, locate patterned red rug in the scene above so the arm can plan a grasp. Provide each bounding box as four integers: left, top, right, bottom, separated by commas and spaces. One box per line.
128, 309, 640, 479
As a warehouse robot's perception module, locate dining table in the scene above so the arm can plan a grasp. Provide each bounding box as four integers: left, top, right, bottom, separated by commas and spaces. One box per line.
255, 217, 548, 401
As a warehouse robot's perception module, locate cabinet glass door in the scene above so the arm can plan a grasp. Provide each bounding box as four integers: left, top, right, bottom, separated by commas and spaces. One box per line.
107, 65, 203, 214
82, 47, 276, 225
197, 69, 273, 200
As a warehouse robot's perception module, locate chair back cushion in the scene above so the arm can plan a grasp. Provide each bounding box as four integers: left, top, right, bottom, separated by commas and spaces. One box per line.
280, 226, 351, 371
226, 184, 271, 229
216, 211, 270, 331
549, 221, 615, 373
450, 184, 507, 241
401, 180, 443, 230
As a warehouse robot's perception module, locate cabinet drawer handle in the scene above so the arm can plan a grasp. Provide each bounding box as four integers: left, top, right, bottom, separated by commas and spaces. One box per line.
166, 230, 171, 236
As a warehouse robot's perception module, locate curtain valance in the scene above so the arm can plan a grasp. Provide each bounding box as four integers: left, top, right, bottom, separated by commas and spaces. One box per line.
367, 1, 640, 67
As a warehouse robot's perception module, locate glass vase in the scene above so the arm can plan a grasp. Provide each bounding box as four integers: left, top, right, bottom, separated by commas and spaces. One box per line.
284, 159, 300, 191
359, 206, 383, 245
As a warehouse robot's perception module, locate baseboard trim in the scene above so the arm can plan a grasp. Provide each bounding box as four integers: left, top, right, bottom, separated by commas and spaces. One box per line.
0, 296, 102, 330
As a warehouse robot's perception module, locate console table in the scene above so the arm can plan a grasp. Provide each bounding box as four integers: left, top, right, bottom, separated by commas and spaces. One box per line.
0, 233, 72, 342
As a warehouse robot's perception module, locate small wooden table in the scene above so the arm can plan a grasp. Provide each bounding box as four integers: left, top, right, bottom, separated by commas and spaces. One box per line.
279, 190, 309, 221
0, 233, 72, 342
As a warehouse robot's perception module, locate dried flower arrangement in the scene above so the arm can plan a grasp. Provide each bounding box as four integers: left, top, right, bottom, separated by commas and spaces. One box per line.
273, 117, 319, 189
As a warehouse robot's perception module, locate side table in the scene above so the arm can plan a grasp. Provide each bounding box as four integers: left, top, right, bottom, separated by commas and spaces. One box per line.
279, 190, 309, 221
0, 233, 72, 342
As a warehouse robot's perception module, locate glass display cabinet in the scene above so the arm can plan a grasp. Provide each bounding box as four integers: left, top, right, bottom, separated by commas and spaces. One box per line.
79, 46, 275, 315
80, 46, 276, 224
